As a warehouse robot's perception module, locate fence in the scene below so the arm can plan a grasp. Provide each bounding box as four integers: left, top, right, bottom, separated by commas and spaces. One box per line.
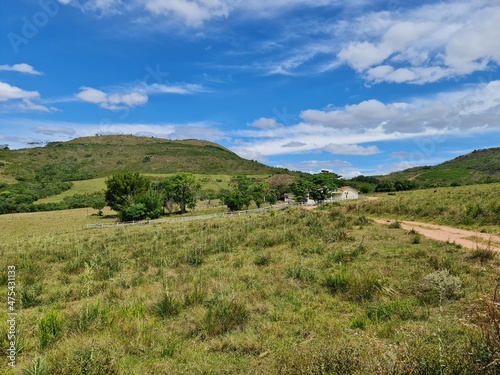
85, 203, 292, 230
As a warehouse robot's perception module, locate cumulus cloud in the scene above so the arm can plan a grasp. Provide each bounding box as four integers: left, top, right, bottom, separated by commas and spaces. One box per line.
0, 82, 39, 102
335, 1, 500, 83
75, 82, 203, 110
0, 81, 56, 112
76, 86, 148, 110
0, 64, 42, 75
248, 117, 283, 129
229, 80, 500, 158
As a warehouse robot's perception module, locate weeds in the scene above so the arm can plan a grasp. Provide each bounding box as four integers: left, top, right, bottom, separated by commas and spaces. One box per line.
154, 292, 181, 318
38, 310, 64, 349
22, 356, 49, 375
202, 299, 249, 336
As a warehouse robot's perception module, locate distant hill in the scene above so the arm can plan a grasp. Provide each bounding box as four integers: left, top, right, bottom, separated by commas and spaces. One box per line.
382, 147, 500, 186
0, 135, 288, 183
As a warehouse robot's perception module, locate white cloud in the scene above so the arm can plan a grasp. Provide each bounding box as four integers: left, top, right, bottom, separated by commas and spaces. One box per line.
76, 86, 147, 110
0, 81, 56, 112
324, 144, 381, 156
75, 82, 203, 110
32, 126, 76, 136
335, 1, 500, 83
231, 80, 500, 158
0, 82, 39, 102
248, 118, 283, 129
0, 64, 43, 75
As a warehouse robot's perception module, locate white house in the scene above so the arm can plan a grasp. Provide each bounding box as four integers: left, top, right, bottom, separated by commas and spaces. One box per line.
337, 186, 359, 200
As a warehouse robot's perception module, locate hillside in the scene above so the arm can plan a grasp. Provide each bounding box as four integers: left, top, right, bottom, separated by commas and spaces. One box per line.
382, 147, 500, 186
0, 135, 284, 183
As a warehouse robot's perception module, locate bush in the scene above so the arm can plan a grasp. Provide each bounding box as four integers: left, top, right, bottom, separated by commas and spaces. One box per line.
420, 270, 463, 304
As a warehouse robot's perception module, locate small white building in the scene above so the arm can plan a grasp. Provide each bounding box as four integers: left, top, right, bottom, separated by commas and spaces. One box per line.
337, 186, 359, 200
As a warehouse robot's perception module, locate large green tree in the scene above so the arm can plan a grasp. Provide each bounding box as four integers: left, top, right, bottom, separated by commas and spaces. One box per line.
291, 171, 341, 202
105, 172, 151, 212
158, 173, 201, 214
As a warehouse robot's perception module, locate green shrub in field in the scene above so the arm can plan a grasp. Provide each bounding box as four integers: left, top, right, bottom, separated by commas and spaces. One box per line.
420, 270, 463, 304
39, 310, 64, 349
202, 299, 249, 336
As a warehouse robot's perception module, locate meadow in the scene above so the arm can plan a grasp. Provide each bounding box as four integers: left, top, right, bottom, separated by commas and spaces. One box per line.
0, 196, 498, 374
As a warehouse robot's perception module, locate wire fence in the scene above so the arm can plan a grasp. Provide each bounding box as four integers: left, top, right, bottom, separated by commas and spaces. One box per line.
85, 203, 293, 230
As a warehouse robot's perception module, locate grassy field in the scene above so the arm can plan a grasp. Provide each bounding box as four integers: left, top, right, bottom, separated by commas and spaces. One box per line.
0, 200, 498, 374
354, 183, 500, 233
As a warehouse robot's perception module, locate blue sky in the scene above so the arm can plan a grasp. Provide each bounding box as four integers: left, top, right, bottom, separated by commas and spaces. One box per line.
1, 0, 500, 177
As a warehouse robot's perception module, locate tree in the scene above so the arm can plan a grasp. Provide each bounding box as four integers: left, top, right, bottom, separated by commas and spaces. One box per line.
291, 171, 341, 203
158, 173, 201, 214
105, 172, 151, 212
119, 190, 163, 221
266, 174, 295, 201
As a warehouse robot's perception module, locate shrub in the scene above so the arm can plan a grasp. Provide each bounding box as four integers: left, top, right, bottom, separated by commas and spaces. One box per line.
420, 269, 463, 304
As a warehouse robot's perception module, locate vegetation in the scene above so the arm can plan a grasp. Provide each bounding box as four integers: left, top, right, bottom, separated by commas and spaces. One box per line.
1, 196, 498, 374
380, 147, 500, 187
352, 183, 500, 230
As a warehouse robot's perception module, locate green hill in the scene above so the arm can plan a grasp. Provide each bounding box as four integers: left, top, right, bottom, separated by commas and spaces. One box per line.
383, 147, 500, 186
0, 135, 286, 184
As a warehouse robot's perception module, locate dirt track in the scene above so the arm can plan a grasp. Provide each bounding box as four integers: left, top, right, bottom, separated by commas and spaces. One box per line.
373, 219, 500, 252
301, 205, 500, 252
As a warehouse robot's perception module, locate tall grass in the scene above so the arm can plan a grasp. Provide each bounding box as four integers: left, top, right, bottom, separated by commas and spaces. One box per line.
0, 202, 497, 373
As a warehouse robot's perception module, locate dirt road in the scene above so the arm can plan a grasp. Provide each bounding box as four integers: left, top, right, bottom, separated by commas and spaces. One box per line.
373, 219, 500, 252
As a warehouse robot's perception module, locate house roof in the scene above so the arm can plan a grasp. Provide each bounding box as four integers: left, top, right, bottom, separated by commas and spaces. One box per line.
339, 186, 359, 192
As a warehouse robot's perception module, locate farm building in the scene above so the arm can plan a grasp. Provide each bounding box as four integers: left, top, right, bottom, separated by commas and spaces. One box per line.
336, 186, 359, 200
